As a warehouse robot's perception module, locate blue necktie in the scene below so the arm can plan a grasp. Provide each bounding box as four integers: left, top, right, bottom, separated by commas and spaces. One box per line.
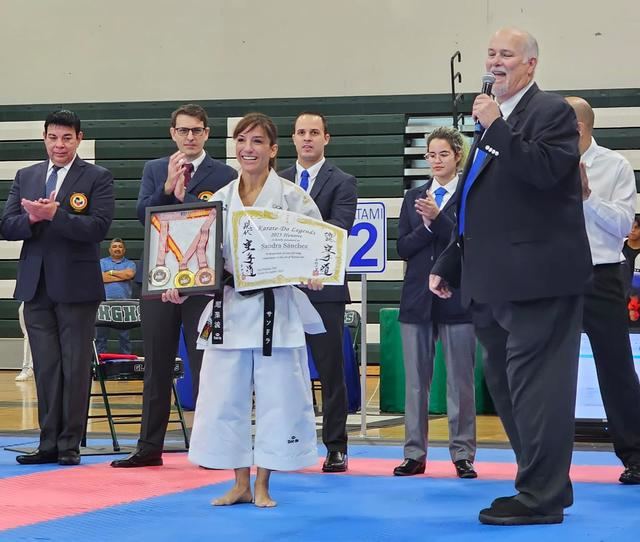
299, 169, 310, 192
458, 149, 488, 235
434, 186, 448, 208
45, 165, 61, 198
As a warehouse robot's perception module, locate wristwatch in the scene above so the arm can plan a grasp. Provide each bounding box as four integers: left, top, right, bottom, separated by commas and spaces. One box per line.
109, 270, 114, 276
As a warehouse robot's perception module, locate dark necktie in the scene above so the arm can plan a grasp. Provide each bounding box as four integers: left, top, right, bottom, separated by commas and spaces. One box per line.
434, 186, 448, 208
45, 165, 61, 198
184, 163, 194, 188
300, 169, 310, 192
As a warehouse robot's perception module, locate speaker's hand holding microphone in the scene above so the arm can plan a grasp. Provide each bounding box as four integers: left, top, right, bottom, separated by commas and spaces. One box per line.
473, 73, 498, 135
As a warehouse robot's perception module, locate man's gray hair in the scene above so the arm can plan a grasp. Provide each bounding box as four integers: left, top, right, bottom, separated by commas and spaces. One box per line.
522, 32, 539, 62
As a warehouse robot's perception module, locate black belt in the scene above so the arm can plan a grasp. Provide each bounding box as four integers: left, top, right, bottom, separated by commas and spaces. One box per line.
199, 271, 275, 356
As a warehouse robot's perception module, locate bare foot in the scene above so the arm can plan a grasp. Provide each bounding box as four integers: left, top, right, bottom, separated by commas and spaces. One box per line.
253, 486, 277, 508
211, 486, 253, 506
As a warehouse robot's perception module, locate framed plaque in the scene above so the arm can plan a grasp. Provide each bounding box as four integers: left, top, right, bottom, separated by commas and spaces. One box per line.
142, 201, 223, 297
230, 207, 347, 292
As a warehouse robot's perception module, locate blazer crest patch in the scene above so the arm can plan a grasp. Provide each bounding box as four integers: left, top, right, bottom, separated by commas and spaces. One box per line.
70, 193, 88, 211
198, 191, 214, 201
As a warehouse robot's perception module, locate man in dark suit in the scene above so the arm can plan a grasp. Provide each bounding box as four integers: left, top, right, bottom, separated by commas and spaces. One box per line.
279, 112, 357, 472
430, 28, 592, 525
1, 109, 114, 466
112, 104, 237, 468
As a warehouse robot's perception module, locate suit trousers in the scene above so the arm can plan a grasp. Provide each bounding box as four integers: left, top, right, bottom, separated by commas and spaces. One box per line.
583, 263, 640, 466
138, 295, 210, 452
400, 321, 477, 463
306, 301, 348, 452
24, 274, 99, 453
473, 295, 583, 514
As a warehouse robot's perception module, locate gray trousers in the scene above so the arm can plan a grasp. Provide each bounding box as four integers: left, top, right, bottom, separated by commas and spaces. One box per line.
400, 321, 477, 463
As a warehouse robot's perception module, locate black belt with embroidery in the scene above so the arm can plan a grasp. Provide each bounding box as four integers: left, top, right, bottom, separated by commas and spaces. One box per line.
200, 271, 275, 356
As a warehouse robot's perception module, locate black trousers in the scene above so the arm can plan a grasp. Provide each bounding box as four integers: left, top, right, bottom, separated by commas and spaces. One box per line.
473, 295, 583, 514
306, 302, 349, 452
583, 263, 640, 466
24, 275, 99, 454
137, 295, 210, 452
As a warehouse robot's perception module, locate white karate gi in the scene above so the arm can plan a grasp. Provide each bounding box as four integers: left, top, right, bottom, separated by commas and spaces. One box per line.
188, 170, 325, 471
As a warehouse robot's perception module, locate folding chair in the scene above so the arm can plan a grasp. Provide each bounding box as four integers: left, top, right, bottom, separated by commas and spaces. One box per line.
85, 299, 189, 452
308, 309, 362, 414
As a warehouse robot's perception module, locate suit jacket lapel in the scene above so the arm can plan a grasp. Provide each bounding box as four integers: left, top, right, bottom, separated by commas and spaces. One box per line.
55, 157, 86, 203
503, 83, 539, 130
279, 166, 295, 183
29, 162, 48, 200
187, 155, 213, 194
310, 161, 332, 199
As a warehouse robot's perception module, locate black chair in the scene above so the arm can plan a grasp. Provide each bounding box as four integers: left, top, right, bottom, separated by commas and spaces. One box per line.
84, 299, 189, 451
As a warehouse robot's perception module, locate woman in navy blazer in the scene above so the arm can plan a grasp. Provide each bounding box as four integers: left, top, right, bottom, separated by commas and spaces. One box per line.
394, 127, 478, 479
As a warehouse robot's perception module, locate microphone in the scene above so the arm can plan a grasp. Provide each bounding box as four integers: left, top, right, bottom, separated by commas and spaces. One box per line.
474, 73, 496, 135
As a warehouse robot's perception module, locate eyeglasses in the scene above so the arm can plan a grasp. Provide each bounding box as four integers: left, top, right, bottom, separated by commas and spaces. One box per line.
174, 127, 207, 136
424, 151, 453, 161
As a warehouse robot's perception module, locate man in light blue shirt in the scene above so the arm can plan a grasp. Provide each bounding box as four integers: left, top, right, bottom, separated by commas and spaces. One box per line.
96, 238, 136, 353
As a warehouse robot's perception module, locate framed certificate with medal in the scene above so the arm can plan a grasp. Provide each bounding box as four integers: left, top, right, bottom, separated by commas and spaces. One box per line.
142, 201, 223, 297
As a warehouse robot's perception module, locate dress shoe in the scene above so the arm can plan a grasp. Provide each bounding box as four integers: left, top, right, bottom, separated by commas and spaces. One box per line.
454, 459, 477, 479
322, 451, 347, 472
110, 449, 163, 468
492, 493, 573, 509
393, 458, 426, 476
58, 450, 81, 466
479, 497, 563, 525
620, 464, 640, 484
16, 449, 58, 465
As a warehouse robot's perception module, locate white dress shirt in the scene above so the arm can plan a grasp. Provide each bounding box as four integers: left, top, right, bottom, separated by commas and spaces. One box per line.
428, 175, 459, 208
498, 80, 535, 120
295, 158, 326, 192
582, 137, 637, 265
188, 150, 206, 174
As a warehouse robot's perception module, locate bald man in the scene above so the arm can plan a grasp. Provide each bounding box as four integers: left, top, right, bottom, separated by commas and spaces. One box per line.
430, 28, 591, 525
567, 96, 640, 486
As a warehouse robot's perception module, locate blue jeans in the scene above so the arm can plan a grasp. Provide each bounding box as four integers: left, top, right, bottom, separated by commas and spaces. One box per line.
95, 326, 131, 354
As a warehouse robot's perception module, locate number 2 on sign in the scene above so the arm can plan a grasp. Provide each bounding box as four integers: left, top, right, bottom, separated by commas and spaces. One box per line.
350, 222, 378, 267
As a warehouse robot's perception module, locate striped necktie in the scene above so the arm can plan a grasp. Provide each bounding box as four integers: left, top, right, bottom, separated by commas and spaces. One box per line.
45, 165, 61, 198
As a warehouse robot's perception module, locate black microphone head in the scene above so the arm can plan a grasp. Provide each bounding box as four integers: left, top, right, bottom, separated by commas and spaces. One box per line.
481, 73, 496, 95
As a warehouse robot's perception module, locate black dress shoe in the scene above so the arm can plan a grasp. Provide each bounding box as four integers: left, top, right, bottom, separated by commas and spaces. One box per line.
492, 493, 573, 509
454, 459, 477, 479
58, 450, 81, 466
322, 451, 347, 472
620, 464, 640, 484
393, 458, 426, 476
479, 497, 563, 525
16, 449, 58, 465
110, 449, 163, 468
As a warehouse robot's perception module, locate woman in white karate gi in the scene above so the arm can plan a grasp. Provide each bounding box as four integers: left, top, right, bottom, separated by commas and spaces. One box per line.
163, 113, 325, 507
